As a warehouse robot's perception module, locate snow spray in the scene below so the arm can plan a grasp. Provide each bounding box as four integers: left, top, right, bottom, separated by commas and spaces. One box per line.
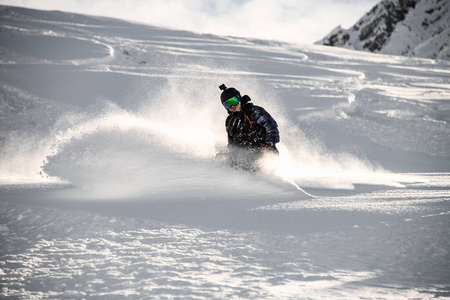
40, 76, 293, 199
1, 71, 415, 198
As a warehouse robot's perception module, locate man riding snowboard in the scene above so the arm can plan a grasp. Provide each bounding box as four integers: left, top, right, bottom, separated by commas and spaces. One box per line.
219, 84, 279, 169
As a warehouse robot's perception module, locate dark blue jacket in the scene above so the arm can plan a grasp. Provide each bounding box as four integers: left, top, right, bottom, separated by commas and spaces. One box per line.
226, 102, 279, 150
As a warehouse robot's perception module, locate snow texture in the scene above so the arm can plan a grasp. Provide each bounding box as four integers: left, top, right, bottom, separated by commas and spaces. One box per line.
0, 5, 449, 299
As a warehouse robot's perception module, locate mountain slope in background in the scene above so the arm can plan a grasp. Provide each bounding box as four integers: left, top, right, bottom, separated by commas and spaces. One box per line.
316, 0, 450, 60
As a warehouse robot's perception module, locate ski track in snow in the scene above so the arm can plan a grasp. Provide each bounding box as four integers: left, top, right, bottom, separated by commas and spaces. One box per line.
1, 6, 450, 299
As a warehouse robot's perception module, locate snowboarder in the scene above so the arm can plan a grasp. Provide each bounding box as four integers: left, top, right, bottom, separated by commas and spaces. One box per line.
219, 84, 279, 169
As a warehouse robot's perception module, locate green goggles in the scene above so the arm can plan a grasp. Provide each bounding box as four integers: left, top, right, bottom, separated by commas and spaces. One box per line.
222, 96, 240, 109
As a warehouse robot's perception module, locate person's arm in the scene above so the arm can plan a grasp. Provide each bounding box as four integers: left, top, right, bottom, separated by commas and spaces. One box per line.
253, 106, 279, 145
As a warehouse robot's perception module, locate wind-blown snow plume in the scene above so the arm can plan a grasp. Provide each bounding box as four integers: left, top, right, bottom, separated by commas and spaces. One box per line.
0, 71, 416, 196
39, 77, 281, 199
37, 74, 415, 199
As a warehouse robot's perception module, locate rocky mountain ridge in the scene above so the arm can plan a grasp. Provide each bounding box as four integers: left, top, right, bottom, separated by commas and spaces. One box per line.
316, 0, 449, 60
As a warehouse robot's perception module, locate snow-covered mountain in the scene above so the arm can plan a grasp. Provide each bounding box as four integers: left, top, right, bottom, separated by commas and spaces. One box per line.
1, 5, 449, 299
316, 0, 450, 60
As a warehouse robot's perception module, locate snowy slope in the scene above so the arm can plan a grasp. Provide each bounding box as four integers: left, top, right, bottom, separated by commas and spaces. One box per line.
0, 5, 450, 299
316, 0, 450, 60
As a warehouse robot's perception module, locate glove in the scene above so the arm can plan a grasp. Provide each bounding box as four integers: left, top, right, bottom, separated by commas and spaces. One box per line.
264, 142, 279, 155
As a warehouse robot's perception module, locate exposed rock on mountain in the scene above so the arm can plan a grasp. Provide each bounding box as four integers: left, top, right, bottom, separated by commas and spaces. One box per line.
316, 0, 449, 60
